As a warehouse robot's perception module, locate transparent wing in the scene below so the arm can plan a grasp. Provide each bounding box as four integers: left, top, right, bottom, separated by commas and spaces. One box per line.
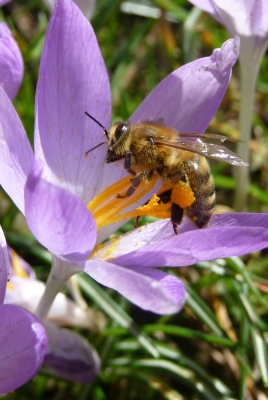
177, 132, 242, 143
154, 137, 248, 166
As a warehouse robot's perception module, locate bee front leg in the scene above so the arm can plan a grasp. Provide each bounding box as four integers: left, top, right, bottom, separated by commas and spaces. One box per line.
125, 171, 152, 197
117, 152, 137, 198
124, 152, 136, 176
118, 152, 153, 198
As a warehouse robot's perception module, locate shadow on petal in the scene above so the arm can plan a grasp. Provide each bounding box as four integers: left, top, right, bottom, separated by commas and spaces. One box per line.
0, 304, 47, 395
43, 322, 100, 383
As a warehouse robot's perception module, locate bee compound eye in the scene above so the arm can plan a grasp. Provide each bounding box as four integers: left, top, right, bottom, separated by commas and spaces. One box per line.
115, 123, 129, 139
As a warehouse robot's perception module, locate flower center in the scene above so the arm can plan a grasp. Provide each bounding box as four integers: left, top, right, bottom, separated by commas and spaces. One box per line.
88, 174, 195, 261
88, 174, 195, 230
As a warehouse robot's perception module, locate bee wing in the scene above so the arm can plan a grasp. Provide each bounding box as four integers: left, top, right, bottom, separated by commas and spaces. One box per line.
178, 132, 243, 143
154, 139, 248, 166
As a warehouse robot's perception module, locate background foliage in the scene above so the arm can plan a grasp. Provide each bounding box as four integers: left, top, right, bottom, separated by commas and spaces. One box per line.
1, 0, 268, 399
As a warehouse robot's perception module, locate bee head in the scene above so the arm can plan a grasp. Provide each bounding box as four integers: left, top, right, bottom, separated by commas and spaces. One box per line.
106, 122, 131, 163
84, 112, 131, 163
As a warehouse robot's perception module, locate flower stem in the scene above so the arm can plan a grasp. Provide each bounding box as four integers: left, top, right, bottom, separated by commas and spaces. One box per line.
233, 62, 255, 210
233, 39, 268, 211
35, 256, 80, 320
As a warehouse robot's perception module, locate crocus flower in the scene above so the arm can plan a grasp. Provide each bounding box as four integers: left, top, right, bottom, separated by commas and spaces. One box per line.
0, 22, 23, 100
188, 0, 268, 209
1, 0, 268, 327
0, 226, 47, 395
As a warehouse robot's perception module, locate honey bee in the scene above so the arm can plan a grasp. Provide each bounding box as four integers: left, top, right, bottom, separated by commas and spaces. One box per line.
85, 112, 248, 234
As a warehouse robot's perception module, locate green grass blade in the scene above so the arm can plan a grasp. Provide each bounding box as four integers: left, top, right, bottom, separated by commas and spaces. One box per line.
77, 273, 159, 358
251, 326, 268, 387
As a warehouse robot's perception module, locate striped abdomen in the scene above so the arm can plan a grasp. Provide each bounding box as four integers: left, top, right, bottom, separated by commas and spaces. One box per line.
184, 155, 215, 228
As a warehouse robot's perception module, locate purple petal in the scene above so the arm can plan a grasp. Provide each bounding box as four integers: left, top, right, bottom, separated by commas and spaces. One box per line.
0, 227, 9, 304
35, 0, 111, 204
24, 161, 96, 261
111, 213, 268, 267
131, 36, 240, 133
0, 23, 23, 100
0, 86, 34, 214
0, 304, 47, 395
84, 260, 186, 314
43, 322, 100, 383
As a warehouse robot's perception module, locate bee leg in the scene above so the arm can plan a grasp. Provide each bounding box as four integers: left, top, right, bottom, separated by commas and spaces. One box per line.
126, 171, 152, 197
117, 170, 153, 198
157, 189, 172, 204
134, 216, 140, 228
124, 152, 136, 175
171, 203, 184, 235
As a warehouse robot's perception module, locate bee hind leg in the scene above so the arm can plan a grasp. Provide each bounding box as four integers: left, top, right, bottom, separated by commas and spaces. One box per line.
134, 216, 140, 228
171, 203, 184, 235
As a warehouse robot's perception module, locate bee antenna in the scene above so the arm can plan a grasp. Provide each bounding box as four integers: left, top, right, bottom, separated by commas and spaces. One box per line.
85, 141, 106, 156
85, 111, 109, 139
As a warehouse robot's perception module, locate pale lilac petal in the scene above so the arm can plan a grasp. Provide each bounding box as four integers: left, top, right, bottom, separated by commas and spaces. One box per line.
5, 276, 101, 329
0, 23, 23, 100
212, 0, 259, 36
35, 0, 111, 204
0, 0, 11, 5
190, 0, 268, 38
24, 161, 96, 261
210, 0, 268, 38
43, 322, 100, 383
131, 36, 240, 133
0, 87, 34, 214
84, 260, 186, 314
110, 213, 268, 267
258, 0, 268, 35
212, 0, 268, 44
0, 304, 47, 395
0, 227, 8, 304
